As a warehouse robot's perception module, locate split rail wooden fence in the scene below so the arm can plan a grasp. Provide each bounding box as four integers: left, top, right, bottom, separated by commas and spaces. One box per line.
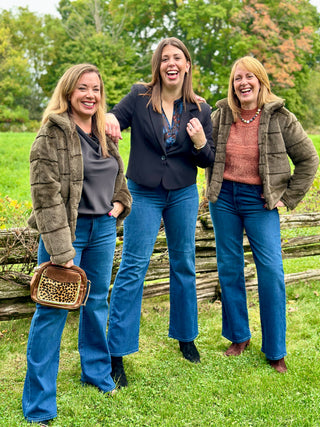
1, 211, 320, 321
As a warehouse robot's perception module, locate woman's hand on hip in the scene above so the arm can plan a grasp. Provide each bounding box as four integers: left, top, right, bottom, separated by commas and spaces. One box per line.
108, 202, 124, 218
105, 113, 122, 144
262, 195, 286, 209
186, 118, 207, 150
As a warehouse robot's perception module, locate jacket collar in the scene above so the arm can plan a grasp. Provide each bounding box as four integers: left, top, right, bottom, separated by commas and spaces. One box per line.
215, 98, 285, 116
47, 112, 76, 134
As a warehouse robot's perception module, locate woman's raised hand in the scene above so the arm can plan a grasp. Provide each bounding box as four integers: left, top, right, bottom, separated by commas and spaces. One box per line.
186, 117, 207, 150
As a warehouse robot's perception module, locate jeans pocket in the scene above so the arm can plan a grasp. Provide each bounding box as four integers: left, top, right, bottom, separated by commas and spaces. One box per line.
249, 184, 264, 200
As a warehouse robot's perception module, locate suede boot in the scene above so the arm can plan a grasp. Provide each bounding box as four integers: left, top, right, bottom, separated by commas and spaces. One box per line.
224, 339, 250, 356
268, 357, 287, 373
179, 340, 201, 363
111, 356, 128, 388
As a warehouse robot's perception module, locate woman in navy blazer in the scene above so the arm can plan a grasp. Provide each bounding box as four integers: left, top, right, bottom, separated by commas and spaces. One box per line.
106, 37, 215, 387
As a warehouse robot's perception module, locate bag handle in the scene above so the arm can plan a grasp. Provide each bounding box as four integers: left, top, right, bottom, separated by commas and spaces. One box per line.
81, 280, 91, 306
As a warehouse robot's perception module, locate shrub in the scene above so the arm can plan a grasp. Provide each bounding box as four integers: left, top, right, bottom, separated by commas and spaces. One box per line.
0, 194, 32, 229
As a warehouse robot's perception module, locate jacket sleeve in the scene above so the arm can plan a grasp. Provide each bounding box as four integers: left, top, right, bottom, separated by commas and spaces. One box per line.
206, 108, 221, 173
29, 130, 76, 264
112, 173, 132, 226
280, 111, 319, 210
111, 85, 140, 130
191, 103, 216, 168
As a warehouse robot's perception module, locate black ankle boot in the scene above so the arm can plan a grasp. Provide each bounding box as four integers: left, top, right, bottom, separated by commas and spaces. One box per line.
111, 356, 128, 388
179, 341, 201, 363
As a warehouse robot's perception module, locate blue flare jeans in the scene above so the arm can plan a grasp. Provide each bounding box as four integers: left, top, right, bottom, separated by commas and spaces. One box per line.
209, 180, 286, 360
22, 214, 117, 423
107, 179, 199, 356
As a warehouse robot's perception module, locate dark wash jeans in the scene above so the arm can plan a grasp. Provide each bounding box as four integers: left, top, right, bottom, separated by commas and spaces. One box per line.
210, 180, 286, 360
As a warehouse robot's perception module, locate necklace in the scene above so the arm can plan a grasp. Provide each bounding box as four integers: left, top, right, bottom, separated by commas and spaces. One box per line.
240, 108, 261, 124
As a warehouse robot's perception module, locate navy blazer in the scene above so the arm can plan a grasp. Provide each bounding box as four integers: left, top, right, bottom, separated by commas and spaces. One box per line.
112, 84, 215, 190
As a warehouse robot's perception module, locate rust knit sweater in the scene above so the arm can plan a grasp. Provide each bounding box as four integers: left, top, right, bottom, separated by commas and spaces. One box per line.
223, 108, 262, 185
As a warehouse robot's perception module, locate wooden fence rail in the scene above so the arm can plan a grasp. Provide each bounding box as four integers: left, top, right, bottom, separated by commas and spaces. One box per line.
1, 211, 320, 321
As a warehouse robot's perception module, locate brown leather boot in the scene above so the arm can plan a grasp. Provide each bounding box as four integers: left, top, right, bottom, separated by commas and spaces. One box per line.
268, 357, 287, 373
224, 339, 250, 356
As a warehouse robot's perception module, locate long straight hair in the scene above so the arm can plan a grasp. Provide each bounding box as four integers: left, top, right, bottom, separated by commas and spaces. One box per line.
228, 56, 283, 122
140, 37, 201, 113
42, 63, 108, 157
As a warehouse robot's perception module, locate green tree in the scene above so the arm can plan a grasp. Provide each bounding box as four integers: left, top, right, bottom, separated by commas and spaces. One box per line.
102, 0, 245, 103
0, 24, 31, 130
106, 0, 320, 124
300, 67, 320, 132
0, 8, 60, 124
2, 0, 320, 129
40, 0, 146, 108
230, 0, 320, 120
9, 9, 60, 120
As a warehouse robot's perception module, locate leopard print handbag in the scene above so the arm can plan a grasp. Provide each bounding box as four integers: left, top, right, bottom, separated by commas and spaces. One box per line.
30, 261, 91, 309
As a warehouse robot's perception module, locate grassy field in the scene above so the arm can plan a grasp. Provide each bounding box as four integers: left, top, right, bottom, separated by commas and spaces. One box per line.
1, 281, 320, 426
0, 133, 319, 223
0, 133, 320, 426
1, 133, 319, 201
1, 132, 320, 272
0, 131, 131, 203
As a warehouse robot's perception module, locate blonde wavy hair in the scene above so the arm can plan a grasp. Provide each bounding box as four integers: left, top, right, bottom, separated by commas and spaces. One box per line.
228, 56, 283, 122
42, 63, 108, 157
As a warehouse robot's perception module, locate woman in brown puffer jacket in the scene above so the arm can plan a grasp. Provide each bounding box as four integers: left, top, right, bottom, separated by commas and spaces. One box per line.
206, 56, 319, 373
22, 63, 132, 426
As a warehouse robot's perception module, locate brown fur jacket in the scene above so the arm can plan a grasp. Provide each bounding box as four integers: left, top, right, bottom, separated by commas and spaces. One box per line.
206, 99, 319, 210
28, 112, 132, 264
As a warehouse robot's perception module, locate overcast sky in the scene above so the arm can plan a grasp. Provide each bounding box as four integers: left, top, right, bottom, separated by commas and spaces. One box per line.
3, 0, 320, 17
4, 0, 59, 16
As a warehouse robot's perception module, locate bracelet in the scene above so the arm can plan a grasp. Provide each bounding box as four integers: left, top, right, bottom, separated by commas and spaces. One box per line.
194, 140, 207, 150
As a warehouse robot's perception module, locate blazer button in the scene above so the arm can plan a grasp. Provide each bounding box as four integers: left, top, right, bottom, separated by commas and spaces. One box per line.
161, 155, 166, 161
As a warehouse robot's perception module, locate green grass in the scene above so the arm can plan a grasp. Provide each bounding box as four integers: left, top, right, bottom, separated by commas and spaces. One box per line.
0, 133, 320, 425
1, 132, 318, 216
283, 255, 320, 274
0, 132, 131, 228
0, 132, 34, 202
1, 281, 320, 426
0, 131, 132, 204
309, 135, 320, 151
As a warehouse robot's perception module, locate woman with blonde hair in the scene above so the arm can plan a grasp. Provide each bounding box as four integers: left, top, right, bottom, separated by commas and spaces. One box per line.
22, 63, 131, 425
206, 56, 319, 372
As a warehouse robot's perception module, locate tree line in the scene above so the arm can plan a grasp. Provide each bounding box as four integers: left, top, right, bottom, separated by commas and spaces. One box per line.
1, 0, 320, 132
